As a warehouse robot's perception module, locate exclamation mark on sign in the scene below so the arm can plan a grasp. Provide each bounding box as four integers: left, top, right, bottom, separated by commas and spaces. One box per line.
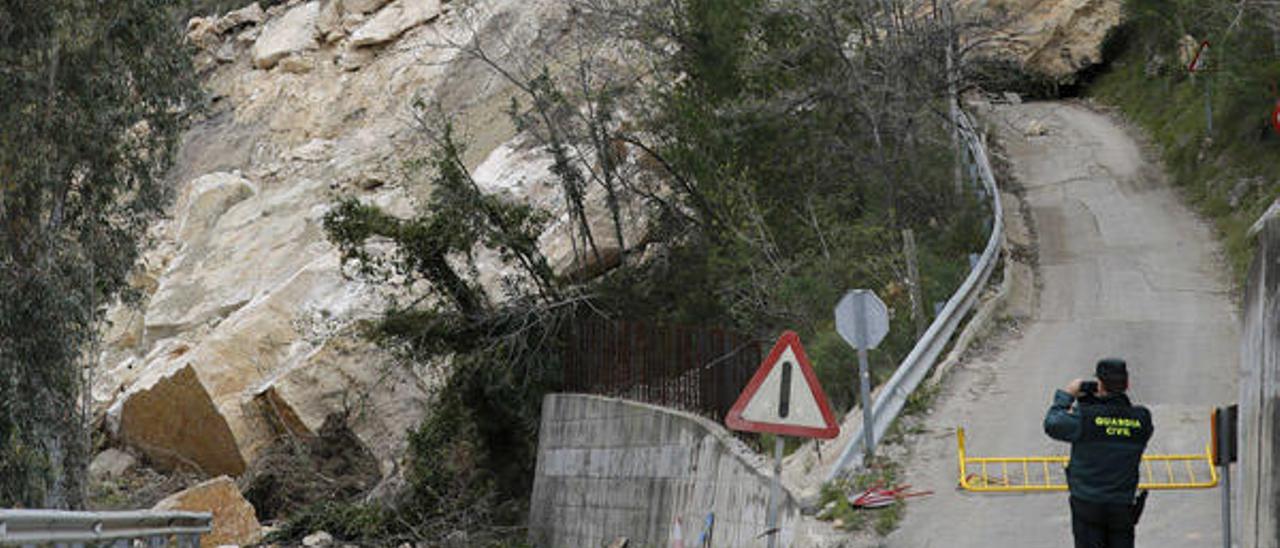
779, 361, 792, 418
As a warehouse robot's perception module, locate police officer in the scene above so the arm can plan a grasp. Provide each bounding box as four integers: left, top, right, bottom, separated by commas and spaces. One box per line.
1044, 358, 1153, 548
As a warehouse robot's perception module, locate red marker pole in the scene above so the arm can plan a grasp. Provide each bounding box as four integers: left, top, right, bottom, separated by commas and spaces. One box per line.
1191, 41, 1212, 136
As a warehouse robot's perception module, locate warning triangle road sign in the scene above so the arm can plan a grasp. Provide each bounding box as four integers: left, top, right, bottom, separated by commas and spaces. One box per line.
725, 331, 840, 439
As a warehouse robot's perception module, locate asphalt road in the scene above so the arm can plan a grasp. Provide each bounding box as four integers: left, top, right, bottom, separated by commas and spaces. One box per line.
884, 102, 1240, 548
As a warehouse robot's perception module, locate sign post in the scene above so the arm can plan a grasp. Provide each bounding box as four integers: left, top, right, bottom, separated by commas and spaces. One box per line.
1212, 405, 1238, 548
834, 290, 890, 459
726, 331, 840, 548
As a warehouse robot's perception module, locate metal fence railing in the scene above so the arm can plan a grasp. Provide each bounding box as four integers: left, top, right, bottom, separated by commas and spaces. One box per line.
956, 426, 1220, 492
0, 509, 212, 546
827, 108, 1005, 481
562, 317, 761, 423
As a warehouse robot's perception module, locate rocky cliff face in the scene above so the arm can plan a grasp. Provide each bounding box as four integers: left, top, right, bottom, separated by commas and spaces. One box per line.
93, 0, 577, 488
91, 0, 1123, 497
960, 0, 1124, 82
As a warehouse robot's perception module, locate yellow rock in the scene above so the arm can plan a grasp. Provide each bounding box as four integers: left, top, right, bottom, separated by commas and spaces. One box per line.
118, 364, 246, 476
153, 476, 262, 547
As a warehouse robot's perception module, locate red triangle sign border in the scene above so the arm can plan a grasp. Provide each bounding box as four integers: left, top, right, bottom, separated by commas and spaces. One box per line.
725, 330, 840, 439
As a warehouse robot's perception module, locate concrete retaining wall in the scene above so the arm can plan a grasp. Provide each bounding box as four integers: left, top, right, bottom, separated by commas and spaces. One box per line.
1241, 205, 1280, 548
528, 394, 799, 547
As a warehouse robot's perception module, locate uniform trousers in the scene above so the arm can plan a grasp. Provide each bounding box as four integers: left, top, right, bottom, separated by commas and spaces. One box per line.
1069, 496, 1135, 548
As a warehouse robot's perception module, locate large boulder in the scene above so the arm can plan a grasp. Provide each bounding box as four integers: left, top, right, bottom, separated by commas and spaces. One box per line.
251, 333, 431, 477
960, 0, 1124, 82
115, 364, 246, 476
349, 0, 441, 47
252, 1, 320, 69
112, 252, 428, 478
153, 476, 262, 546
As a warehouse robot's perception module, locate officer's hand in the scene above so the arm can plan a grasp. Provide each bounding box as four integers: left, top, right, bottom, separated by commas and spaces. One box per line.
1064, 378, 1086, 398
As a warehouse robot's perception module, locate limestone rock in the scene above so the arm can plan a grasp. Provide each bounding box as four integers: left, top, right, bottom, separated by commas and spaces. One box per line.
153, 476, 262, 547
344, 0, 392, 14
317, 0, 347, 43
115, 252, 419, 478
116, 364, 246, 476
176, 172, 257, 244
97, 0, 576, 494
303, 531, 335, 546
144, 176, 321, 342
960, 0, 1123, 82
237, 25, 262, 46
251, 332, 430, 477
349, 0, 441, 47
337, 45, 377, 71
214, 2, 267, 34
252, 1, 320, 69
89, 448, 137, 480
186, 17, 221, 50
279, 54, 315, 74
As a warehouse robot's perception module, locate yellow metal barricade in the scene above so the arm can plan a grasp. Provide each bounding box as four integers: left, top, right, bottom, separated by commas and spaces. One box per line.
955, 427, 1219, 492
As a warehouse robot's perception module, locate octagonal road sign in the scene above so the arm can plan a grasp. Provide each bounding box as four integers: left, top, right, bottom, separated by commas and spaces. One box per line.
835, 289, 889, 350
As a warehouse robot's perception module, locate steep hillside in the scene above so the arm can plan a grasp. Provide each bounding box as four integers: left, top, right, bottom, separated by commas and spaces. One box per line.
74, 0, 1146, 543
92, 0, 576, 492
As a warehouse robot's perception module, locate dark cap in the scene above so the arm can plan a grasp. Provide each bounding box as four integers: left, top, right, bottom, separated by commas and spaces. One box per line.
1096, 358, 1128, 389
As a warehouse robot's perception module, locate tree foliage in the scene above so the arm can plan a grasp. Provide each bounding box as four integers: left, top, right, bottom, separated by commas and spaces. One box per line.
0, 0, 197, 507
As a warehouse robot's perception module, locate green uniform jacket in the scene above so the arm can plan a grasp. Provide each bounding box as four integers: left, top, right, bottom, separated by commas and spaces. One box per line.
1044, 389, 1153, 504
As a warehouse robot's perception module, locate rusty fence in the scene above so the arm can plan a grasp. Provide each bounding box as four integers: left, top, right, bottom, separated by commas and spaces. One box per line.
562, 317, 761, 423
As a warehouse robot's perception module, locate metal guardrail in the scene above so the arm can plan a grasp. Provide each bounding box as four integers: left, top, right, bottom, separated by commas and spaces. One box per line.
826, 108, 1004, 481
0, 509, 212, 546
955, 427, 1220, 492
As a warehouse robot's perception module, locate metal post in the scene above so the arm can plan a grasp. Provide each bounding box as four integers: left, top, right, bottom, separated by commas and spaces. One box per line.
854, 294, 876, 459
1219, 410, 1232, 548
903, 229, 925, 339
1205, 72, 1214, 136
766, 436, 784, 548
